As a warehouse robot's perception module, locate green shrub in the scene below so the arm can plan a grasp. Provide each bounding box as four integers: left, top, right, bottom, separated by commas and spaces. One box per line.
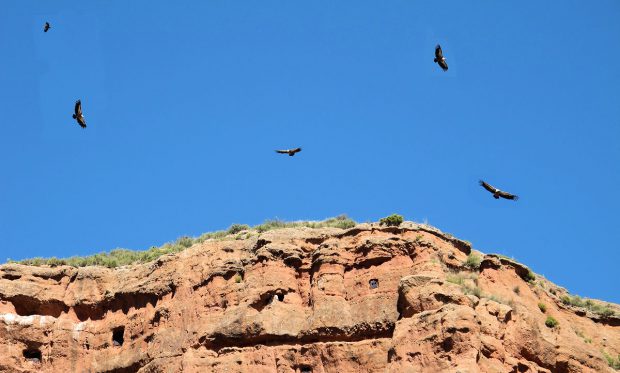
448, 275, 518, 305
105, 258, 119, 268
464, 253, 482, 270
524, 270, 536, 283
227, 224, 250, 235
603, 351, 620, 370
538, 303, 547, 313
596, 307, 616, 318
569, 295, 585, 307
379, 214, 404, 227
254, 215, 356, 232
560, 295, 572, 305
446, 274, 465, 285
46, 257, 66, 267
320, 215, 356, 229
195, 230, 227, 243
234, 274, 242, 283
464, 285, 482, 298
446, 272, 478, 287
22, 257, 45, 266
255, 219, 288, 233
176, 236, 194, 248
585, 300, 616, 317
545, 316, 558, 328
559, 295, 615, 317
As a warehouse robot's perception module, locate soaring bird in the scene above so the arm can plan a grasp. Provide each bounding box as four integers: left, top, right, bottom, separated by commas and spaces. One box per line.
44, 22, 51, 32
72, 100, 87, 128
479, 180, 519, 200
275, 148, 302, 156
434, 45, 448, 71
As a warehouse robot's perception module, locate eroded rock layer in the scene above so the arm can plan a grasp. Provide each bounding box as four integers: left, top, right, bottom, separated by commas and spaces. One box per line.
0, 222, 619, 372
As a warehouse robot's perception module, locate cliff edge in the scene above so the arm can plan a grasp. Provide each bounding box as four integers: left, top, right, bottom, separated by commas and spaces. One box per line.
1, 221, 619, 372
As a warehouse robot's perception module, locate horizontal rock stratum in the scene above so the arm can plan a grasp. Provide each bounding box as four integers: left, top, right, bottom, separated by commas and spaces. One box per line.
1, 222, 619, 372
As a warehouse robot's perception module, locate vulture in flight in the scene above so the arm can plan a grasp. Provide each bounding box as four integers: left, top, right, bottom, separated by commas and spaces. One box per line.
434, 45, 448, 71
72, 100, 87, 128
275, 147, 302, 156
44, 22, 51, 32
479, 180, 519, 200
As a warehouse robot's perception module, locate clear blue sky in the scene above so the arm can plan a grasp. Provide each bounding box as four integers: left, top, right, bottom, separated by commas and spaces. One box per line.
1, 1, 619, 302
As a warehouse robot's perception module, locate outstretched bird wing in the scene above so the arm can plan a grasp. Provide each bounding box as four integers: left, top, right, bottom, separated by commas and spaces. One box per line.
74, 100, 86, 128
498, 190, 519, 200
275, 148, 301, 154
435, 45, 448, 71
479, 180, 497, 194
44, 22, 50, 32
438, 59, 448, 71
435, 45, 443, 60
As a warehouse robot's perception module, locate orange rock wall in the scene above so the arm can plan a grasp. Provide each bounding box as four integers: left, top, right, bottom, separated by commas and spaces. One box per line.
0, 223, 618, 372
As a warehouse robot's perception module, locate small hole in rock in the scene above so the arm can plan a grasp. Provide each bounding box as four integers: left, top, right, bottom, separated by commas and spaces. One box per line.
441, 337, 454, 352
23, 349, 41, 363
300, 366, 312, 373
369, 279, 379, 289
277, 293, 284, 302
152, 312, 161, 326
517, 363, 529, 372
112, 326, 125, 347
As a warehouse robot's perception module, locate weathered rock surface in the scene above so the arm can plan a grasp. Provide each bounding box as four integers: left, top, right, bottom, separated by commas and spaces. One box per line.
0, 222, 618, 372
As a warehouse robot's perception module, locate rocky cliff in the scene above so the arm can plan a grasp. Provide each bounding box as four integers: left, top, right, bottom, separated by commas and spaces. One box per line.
1, 222, 619, 372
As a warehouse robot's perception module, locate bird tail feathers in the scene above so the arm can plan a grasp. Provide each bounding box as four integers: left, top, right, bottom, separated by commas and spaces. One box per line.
72, 114, 77, 119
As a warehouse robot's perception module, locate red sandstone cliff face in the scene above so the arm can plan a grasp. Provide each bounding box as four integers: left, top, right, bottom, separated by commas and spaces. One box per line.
0, 222, 619, 373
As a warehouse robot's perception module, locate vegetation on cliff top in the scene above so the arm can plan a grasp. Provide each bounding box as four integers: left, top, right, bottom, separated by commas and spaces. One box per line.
7, 215, 357, 268
560, 294, 616, 318
5, 212, 618, 322
379, 214, 404, 227
464, 253, 482, 270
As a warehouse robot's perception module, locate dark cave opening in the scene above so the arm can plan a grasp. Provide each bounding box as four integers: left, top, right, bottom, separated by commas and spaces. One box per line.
112, 326, 125, 347
22, 348, 41, 363
369, 279, 379, 289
